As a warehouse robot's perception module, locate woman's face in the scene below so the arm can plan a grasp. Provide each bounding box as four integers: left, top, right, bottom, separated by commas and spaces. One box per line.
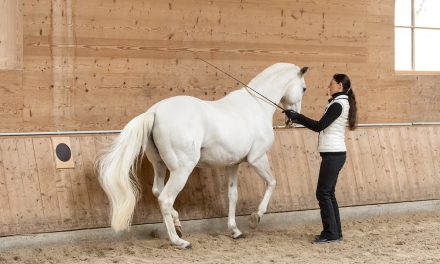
327, 78, 343, 96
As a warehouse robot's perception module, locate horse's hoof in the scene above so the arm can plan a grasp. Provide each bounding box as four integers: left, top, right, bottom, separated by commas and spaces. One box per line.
233, 233, 246, 239
175, 225, 183, 238
249, 212, 260, 229
176, 239, 191, 249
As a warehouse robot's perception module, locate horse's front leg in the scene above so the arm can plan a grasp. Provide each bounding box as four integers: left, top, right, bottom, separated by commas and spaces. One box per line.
248, 153, 276, 229
226, 165, 243, 239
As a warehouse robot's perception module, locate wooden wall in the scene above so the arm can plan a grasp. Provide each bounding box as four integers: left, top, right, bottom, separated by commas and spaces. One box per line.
0, 0, 439, 236
0, 0, 438, 133
0, 125, 439, 236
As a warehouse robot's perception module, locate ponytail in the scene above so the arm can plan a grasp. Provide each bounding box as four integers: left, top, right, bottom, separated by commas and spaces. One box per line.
346, 89, 357, 130
333, 74, 357, 130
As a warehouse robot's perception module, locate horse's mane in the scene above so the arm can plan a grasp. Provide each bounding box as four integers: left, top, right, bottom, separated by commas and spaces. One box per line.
247, 63, 300, 88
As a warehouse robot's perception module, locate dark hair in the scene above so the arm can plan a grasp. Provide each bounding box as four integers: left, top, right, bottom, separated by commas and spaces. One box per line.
333, 74, 357, 130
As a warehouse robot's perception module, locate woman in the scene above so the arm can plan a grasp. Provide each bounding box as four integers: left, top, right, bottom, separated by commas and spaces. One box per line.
284, 74, 357, 244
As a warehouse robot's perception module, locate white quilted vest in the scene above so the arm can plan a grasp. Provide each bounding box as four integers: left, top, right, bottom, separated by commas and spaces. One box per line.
318, 94, 349, 153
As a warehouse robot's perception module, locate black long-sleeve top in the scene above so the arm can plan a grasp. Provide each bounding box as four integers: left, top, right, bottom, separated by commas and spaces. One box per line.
295, 92, 345, 132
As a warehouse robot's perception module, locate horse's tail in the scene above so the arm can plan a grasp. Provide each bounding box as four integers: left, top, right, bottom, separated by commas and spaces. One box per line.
97, 112, 155, 232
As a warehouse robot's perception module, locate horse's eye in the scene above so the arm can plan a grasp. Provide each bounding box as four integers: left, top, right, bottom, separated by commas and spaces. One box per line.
303, 87, 307, 93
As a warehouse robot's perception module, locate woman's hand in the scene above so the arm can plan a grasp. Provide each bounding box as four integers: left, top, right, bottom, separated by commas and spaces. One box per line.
283, 109, 300, 121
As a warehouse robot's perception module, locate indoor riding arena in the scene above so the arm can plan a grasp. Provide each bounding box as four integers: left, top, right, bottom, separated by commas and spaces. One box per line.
0, 0, 439, 263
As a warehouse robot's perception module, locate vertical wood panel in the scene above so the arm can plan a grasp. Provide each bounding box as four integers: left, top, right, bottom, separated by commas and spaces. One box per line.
388, 127, 412, 201
376, 128, 401, 202
0, 140, 27, 225
367, 129, 391, 202
301, 129, 320, 204
16, 138, 44, 221
53, 169, 75, 224
33, 138, 61, 221
356, 129, 380, 203
428, 127, 440, 196
293, 130, 316, 207
0, 141, 12, 233
268, 130, 291, 211
280, 129, 304, 209
69, 137, 93, 224
399, 127, 424, 200
83, 136, 108, 226
412, 127, 437, 199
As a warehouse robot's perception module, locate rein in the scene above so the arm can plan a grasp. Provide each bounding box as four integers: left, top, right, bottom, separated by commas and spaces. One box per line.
197, 58, 286, 111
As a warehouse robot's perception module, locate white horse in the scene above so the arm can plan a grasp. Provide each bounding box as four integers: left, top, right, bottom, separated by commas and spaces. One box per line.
97, 62, 308, 249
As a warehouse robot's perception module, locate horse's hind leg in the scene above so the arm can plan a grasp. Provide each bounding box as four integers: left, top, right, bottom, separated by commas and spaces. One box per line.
148, 151, 183, 237
158, 167, 193, 249
226, 165, 243, 238
248, 154, 276, 229
151, 160, 166, 198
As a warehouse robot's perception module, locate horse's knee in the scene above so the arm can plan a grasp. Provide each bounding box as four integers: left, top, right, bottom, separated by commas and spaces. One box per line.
158, 195, 173, 214
152, 187, 161, 198
268, 179, 276, 189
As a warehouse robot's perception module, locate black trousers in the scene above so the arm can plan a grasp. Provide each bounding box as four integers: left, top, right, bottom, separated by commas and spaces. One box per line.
316, 152, 346, 240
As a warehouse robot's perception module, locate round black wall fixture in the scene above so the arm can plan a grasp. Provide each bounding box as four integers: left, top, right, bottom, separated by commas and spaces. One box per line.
55, 143, 72, 162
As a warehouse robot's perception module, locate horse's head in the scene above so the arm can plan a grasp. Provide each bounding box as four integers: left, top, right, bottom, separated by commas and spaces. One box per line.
280, 66, 308, 112
280, 66, 308, 126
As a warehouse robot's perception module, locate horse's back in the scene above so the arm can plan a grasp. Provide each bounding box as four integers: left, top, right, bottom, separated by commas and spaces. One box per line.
148, 94, 266, 168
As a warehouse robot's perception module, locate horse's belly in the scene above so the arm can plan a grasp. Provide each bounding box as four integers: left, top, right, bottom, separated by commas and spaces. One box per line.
197, 147, 247, 168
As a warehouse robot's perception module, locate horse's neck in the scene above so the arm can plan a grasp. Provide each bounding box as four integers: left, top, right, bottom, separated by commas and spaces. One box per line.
245, 72, 290, 115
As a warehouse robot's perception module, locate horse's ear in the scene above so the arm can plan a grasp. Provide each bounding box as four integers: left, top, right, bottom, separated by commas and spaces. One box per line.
298, 66, 309, 77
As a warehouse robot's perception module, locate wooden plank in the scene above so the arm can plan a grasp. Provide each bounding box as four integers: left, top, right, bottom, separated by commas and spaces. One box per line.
427, 127, 440, 197
267, 130, 291, 211
0, 139, 13, 234
84, 135, 109, 226
301, 128, 320, 196
292, 129, 316, 208
16, 138, 45, 223
387, 127, 412, 201
278, 129, 305, 209
53, 167, 75, 226
347, 129, 369, 203
356, 128, 381, 203
376, 128, 401, 202
0, 139, 27, 227
366, 128, 391, 202
68, 137, 93, 224
398, 127, 424, 200
411, 127, 437, 199
33, 137, 61, 222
